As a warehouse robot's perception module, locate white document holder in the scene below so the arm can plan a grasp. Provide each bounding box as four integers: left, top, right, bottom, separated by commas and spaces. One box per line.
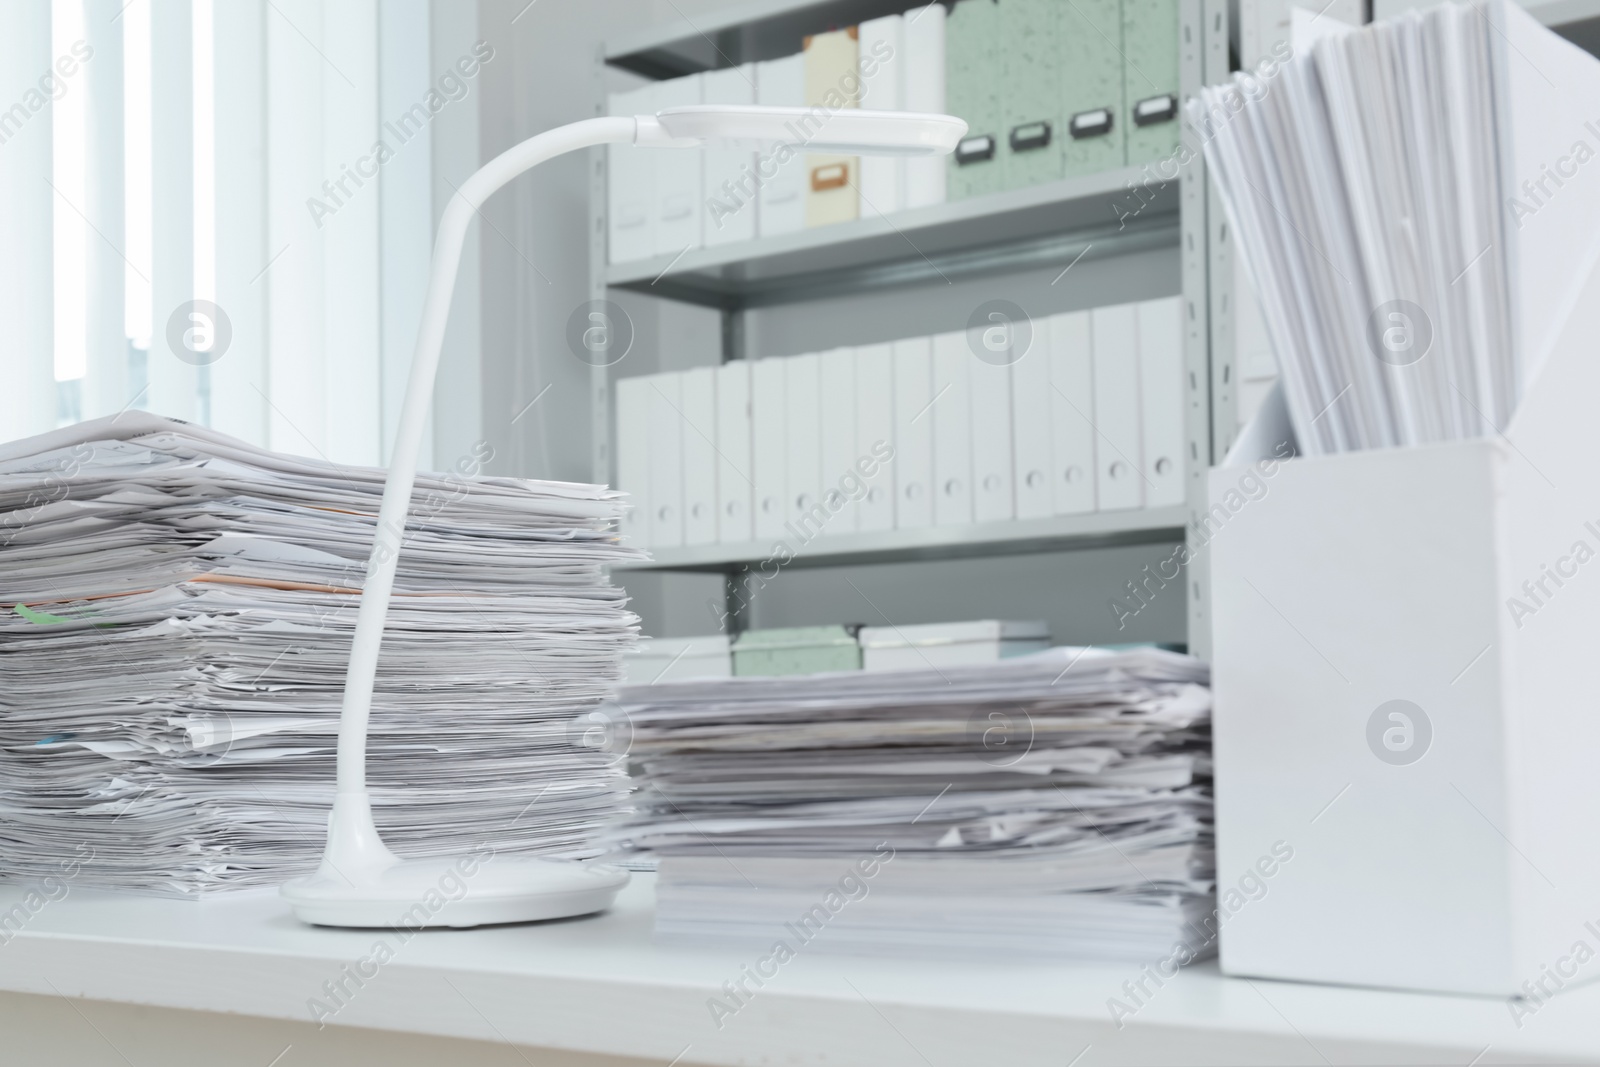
1048, 310, 1097, 515
819, 347, 859, 535
1212, 255, 1600, 996
785, 353, 824, 536
751, 358, 788, 541
891, 337, 935, 529
645, 371, 685, 548
680, 366, 718, 545
714, 361, 753, 543
1212, 0, 1600, 997
856, 343, 897, 531
614, 376, 651, 545
930, 331, 974, 526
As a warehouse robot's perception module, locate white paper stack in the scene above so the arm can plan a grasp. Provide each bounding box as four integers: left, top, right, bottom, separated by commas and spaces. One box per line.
606, 647, 1214, 960
0, 414, 643, 896
1192, 1, 1538, 455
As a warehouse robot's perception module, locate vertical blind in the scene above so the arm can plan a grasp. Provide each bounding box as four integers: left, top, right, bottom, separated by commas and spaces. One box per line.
3, 0, 437, 467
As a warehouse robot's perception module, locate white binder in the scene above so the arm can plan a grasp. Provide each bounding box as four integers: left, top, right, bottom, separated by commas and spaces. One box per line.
701, 65, 757, 246
652, 74, 704, 256
930, 331, 974, 526
646, 371, 685, 547
681, 365, 719, 544
751, 357, 788, 540
1090, 303, 1143, 510
606, 85, 655, 264
1138, 296, 1185, 508
614, 375, 651, 544
903, 4, 948, 209
755, 54, 806, 238
715, 361, 754, 543
891, 337, 934, 529
1047, 310, 1097, 515
971, 356, 1015, 524
785, 353, 824, 538
857, 14, 904, 218
855, 342, 897, 532
1011, 330, 1054, 520
819, 346, 859, 535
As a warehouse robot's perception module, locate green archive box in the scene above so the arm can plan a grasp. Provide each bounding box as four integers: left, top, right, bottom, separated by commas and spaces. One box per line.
731, 625, 863, 677
1122, 0, 1180, 166
1060, 0, 1127, 177
945, 0, 1003, 200
999, 0, 1064, 190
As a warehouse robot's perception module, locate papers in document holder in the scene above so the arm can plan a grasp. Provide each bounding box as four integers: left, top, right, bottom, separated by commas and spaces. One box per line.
605, 647, 1216, 960
1192, 0, 1600, 458
0, 414, 642, 896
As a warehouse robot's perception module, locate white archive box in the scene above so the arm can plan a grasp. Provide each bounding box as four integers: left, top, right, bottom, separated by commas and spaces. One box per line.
1211, 257, 1600, 996
701, 65, 757, 247
755, 53, 806, 237
624, 634, 734, 687
902, 3, 947, 209
681, 366, 719, 545
857, 14, 904, 218
819, 347, 859, 535
715, 361, 754, 543
930, 331, 974, 526
652, 74, 704, 256
646, 371, 686, 548
614, 376, 651, 544
606, 85, 655, 265
858, 620, 1049, 672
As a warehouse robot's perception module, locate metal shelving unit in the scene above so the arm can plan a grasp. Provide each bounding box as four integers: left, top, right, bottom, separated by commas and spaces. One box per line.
591, 0, 1223, 652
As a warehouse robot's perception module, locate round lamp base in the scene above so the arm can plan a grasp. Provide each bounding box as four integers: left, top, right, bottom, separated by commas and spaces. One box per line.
282, 854, 629, 929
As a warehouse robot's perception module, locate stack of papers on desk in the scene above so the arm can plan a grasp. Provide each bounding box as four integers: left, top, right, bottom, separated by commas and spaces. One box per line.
1192, 0, 1600, 456
607, 647, 1214, 960
0, 414, 642, 896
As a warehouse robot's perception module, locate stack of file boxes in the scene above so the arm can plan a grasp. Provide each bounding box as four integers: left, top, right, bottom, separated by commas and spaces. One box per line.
0, 415, 641, 895
606, 0, 1181, 263
615, 296, 1183, 549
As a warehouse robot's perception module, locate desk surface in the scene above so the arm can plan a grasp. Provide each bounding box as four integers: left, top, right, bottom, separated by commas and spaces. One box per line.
0, 874, 1593, 1066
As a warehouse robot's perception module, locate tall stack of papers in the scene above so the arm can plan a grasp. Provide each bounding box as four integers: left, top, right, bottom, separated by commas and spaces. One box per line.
1192, 0, 1600, 456
0, 414, 642, 896
606, 647, 1214, 960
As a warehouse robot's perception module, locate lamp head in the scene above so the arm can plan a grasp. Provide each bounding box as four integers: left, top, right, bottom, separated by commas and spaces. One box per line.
639, 105, 967, 156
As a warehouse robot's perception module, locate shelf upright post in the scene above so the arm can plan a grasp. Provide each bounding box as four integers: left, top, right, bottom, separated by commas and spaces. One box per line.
721, 296, 749, 634
1179, 0, 1225, 660
590, 41, 612, 488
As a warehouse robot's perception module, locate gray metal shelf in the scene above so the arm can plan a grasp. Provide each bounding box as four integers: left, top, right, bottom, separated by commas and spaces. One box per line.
612, 506, 1188, 573
606, 0, 927, 79
591, 0, 1222, 651
607, 167, 1178, 309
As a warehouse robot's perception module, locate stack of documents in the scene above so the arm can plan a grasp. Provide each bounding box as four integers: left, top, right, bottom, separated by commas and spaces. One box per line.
607, 647, 1215, 959
1193, 0, 1600, 456
0, 414, 642, 895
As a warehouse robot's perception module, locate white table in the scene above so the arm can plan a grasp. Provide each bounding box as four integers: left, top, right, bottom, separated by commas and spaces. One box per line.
0, 874, 1593, 1066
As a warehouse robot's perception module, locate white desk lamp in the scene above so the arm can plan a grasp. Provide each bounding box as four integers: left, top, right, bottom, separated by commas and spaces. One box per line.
281, 105, 966, 928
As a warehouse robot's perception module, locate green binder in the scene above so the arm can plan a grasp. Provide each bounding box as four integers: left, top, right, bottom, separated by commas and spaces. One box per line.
945, 0, 1003, 200
1059, 0, 1127, 178
1122, 0, 1181, 167
731, 625, 862, 676
999, 0, 1064, 190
